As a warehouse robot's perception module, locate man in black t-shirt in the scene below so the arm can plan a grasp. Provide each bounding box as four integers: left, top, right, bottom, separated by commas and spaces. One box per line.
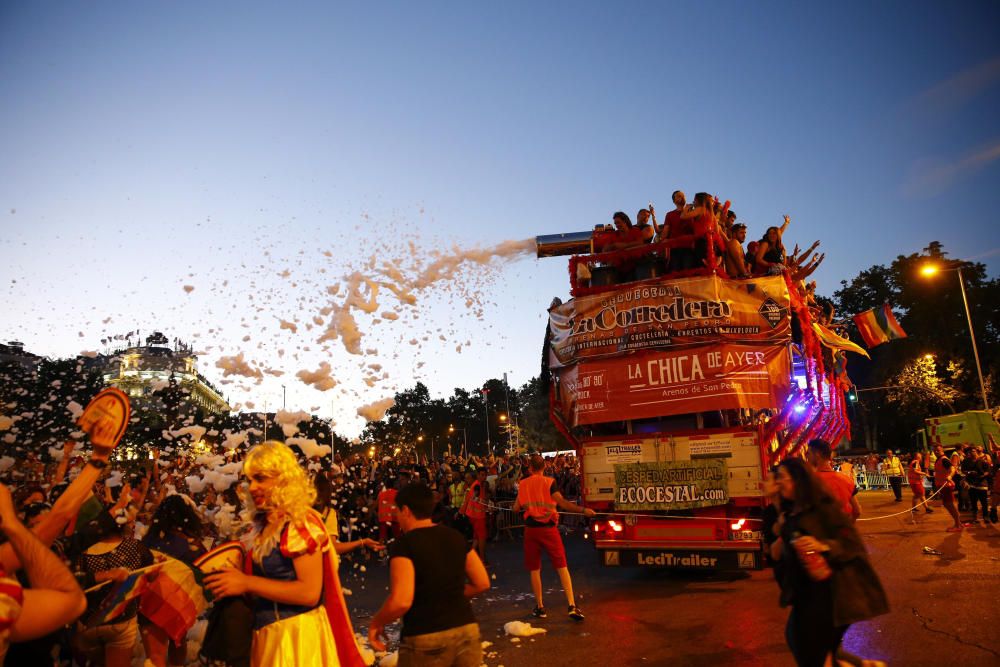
369, 482, 490, 667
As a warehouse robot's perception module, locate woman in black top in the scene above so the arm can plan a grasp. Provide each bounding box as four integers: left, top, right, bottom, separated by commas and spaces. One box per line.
75, 510, 154, 667
770, 458, 888, 667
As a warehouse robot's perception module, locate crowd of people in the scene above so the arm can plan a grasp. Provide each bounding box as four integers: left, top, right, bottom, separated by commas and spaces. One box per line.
835, 443, 999, 529
0, 421, 586, 666
0, 390, 995, 667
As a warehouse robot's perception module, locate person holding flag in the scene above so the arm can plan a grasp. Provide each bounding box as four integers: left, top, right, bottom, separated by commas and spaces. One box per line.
204, 441, 365, 667
140, 494, 208, 667
74, 508, 156, 667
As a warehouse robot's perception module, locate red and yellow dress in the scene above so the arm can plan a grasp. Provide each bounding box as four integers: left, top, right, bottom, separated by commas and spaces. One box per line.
250, 510, 365, 667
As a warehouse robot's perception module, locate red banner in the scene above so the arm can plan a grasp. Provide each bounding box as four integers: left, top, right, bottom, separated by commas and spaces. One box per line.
555, 344, 791, 426
548, 275, 790, 368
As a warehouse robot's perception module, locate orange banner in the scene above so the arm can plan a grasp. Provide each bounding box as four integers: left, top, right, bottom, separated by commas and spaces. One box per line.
555, 343, 791, 426
548, 275, 790, 368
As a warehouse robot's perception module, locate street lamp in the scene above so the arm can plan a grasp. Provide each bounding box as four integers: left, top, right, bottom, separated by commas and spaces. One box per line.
920, 263, 989, 410
499, 413, 509, 452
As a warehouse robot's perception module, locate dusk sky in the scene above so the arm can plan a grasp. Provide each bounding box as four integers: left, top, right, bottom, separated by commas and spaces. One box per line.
2, 2, 999, 436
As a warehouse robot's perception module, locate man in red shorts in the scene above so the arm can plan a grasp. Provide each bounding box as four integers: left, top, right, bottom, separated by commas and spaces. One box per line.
513, 455, 595, 621
461, 468, 490, 564
933, 444, 963, 531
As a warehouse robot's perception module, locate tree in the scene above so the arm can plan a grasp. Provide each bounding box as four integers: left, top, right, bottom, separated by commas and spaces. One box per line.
886, 355, 960, 415
831, 241, 999, 450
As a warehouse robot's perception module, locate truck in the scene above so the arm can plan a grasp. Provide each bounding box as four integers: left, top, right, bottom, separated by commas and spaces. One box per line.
535, 225, 850, 570
913, 410, 1000, 452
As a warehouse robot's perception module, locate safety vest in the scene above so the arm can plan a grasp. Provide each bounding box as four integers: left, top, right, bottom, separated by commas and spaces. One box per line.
462, 481, 487, 520
449, 481, 467, 507
517, 474, 558, 526
884, 456, 903, 477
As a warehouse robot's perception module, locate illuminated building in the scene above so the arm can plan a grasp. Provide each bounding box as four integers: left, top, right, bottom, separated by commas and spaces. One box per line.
99, 331, 230, 415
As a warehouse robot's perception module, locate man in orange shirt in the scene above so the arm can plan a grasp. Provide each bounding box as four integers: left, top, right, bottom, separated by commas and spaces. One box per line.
807, 439, 861, 521
513, 455, 595, 621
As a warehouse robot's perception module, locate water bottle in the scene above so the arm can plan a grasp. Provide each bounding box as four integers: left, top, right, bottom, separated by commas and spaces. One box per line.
791, 531, 832, 581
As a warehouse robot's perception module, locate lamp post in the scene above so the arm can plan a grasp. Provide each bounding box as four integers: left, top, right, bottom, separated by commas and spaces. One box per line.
920, 264, 990, 410
481, 388, 491, 455
499, 413, 508, 453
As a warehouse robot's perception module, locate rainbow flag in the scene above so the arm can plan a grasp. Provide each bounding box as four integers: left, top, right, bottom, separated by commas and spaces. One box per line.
87, 564, 161, 627
852, 304, 906, 348
139, 553, 208, 645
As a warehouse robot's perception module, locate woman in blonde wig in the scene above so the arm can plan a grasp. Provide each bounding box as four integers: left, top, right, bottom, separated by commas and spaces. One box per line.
205, 441, 365, 667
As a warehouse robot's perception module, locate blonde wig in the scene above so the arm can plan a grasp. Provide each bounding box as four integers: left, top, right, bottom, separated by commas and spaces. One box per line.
243, 440, 317, 562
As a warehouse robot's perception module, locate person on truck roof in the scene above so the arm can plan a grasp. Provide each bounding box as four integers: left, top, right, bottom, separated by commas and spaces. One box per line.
724, 223, 751, 279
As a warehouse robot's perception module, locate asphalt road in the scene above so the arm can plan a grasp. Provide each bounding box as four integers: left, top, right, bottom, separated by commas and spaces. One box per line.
342, 490, 999, 667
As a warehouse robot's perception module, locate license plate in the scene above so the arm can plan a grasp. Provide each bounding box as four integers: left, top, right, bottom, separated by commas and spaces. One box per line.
733, 530, 761, 541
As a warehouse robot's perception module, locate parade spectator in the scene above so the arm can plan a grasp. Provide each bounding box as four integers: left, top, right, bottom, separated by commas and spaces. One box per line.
990, 452, 1000, 523
75, 508, 155, 667
0, 483, 87, 665
140, 494, 207, 667
369, 482, 490, 667
377, 473, 408, 543
964, 447, 991, 524
204, 441, 365, 667
724, 223, 751, 278
933, 445, 963, 532
461, 468, 490, 565
513, 455, 595, 622
883, 450, 904, 502
770, 458, 888, 667
906, 453, 933, 515
952, 445, 968, 512
807, 440, 860, 521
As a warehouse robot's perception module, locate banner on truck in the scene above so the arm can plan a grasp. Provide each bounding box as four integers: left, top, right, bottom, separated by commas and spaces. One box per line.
614, 459, 729, 510
555, 343, 790, 426
548, 274, 790, 368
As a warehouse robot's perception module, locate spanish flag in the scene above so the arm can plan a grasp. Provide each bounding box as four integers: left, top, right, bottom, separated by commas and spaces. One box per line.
852, 304, 907, 348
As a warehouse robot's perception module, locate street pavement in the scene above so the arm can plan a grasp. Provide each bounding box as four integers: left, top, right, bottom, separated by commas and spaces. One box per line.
343, 490, 999, 666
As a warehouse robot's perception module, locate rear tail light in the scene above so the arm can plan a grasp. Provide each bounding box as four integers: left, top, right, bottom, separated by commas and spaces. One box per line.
608, 519, 624, 532
730, 518, 746, 531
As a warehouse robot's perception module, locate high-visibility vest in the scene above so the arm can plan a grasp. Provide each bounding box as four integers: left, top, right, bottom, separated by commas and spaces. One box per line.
517, 474, 558, 526
462, 481, 486, 520
885, 456, 903, 477
449, 481, 467, 507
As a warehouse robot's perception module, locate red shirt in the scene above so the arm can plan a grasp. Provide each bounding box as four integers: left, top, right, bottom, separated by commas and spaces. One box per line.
817, 469, 856, 519
665, 209, 694, 247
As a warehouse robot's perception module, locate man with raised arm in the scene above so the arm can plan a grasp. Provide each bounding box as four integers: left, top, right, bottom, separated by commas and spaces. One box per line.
0, 483, 87, 665
513, 455, 595, 621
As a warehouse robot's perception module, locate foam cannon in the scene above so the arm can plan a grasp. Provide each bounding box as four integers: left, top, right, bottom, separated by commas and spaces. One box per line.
534, 230, 595, 258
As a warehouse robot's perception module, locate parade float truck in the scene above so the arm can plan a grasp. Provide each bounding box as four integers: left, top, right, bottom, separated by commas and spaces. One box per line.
535, 225, 853, 571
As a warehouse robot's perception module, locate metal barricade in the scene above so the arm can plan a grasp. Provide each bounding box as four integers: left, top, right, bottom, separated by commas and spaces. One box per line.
493, 500, 519, 541
857, 471, 890, 490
